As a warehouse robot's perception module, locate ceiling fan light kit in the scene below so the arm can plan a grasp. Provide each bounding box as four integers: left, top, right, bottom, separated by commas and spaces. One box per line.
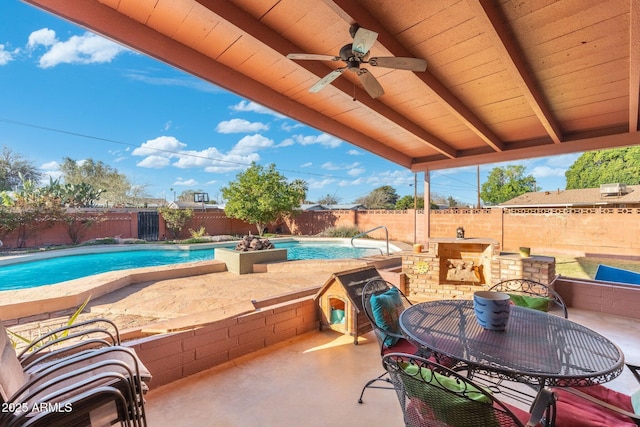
287, 23, 427, 99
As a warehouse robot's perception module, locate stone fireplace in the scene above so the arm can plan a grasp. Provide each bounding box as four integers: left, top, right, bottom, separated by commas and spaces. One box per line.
402, 237, 556, 299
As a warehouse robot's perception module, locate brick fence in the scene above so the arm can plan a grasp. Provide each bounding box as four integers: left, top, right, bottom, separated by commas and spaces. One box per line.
2, 207, 639, 258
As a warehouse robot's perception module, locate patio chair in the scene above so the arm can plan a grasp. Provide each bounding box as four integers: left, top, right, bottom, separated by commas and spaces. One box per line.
382, 352, 557, 427
0, 319, 151, 426
551, 363, 640, 427
16, 318, 122, 369
489, 277, 568, 318
357, 278, 419, 403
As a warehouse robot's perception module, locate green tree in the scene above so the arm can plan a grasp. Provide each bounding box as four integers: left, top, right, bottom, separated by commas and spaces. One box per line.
356, 185, 399, 209
317, 194, 341, 205
0, 146, 42, 191
0, 177, 65, 247
565, 147, 640, 189
480, 165, 536, 205
221, 162, 307, 236
158, 207, 194, 239
395, 195, 424, 210
59, 158, 140, 206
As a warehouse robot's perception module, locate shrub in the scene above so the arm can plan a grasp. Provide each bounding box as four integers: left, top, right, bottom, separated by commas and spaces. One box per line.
317, 225, 363, 238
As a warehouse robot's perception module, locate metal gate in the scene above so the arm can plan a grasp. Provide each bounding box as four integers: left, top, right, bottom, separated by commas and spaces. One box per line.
137, 211, 159, 241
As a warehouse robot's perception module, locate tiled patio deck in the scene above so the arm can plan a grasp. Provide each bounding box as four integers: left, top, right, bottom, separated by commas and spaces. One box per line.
144, 308, 640, 427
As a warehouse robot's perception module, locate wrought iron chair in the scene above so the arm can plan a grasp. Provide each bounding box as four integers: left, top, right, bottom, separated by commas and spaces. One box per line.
489, 277, 568, 318
0, 319, 151, 426
357, 278, 419, 403
552, 363, 640, 426
382, 352, 557, 427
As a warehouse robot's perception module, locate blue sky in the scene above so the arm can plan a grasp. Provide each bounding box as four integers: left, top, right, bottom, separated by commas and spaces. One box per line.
0, 1, 580, 206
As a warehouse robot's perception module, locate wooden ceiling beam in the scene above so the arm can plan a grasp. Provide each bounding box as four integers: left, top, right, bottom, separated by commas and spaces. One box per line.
467, 0, 564, 144
23, 0, 414, 168
412, 131, 640, 172
330, 0, 506, 153
195, 0, 458, 159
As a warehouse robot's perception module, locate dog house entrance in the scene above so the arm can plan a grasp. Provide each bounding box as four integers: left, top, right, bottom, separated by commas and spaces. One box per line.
314, 266, 382, 344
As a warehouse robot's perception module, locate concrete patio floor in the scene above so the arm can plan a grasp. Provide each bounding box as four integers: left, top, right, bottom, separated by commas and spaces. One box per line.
144, 308, 640, 427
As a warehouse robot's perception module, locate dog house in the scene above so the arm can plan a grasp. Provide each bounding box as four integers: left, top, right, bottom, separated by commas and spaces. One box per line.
314, 266, 382, 344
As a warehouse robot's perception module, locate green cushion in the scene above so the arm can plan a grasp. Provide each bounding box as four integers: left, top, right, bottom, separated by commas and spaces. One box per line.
369, 287, 403, 347
508, 293, 551, 312
632, 389, 640, 415
401, 363, 497, 427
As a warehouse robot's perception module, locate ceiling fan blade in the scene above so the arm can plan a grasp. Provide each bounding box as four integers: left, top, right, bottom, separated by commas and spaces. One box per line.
368, 57, 427, 72
352, 27, 378, 56
357, 68, 385, 98
287, 53, 340, 61
309, 68, 346, 93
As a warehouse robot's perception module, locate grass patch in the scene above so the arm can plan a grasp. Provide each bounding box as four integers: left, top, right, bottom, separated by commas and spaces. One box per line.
546, 254, 640, 279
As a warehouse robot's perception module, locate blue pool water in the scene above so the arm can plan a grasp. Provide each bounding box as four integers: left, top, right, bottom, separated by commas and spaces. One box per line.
0, 241, 383, 291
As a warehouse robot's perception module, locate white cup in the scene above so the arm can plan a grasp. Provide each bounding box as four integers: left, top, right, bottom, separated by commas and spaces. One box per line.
473, 291, 511, 331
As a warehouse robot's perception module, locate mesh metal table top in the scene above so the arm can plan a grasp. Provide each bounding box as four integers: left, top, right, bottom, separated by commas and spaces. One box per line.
399, 300, 625, 386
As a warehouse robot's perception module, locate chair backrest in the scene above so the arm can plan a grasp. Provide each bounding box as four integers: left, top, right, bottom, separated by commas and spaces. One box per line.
0, 321, 28, 403
382, 352, 527, 427
361, 279, 412, 355
489, 278, 568, 318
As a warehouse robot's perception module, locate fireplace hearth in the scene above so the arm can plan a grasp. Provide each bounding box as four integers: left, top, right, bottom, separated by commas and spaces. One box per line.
402, 237, 556, 299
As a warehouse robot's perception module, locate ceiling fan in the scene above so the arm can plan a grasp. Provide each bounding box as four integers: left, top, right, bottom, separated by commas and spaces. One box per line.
287, 23, 427, 99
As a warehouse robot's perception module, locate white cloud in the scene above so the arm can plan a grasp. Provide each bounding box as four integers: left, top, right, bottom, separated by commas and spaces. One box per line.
125, 72, 220, 93
28, 28, 128, 68
321, 161, 360, 171
531, 165, 566, 178
281, 122, 304, 132
132, 134, 272, 174
348, 167, 365, 176
216, 119, 269, 134
293, 133, 342, 148
40, 161, 62, 183
278, 138, 295, 147
364, 170, 414, 187
231, 100, 284, 118
347, 149, 364, 156
28, 28, 56, 48
307, 178, 337, 189
40, 161, 59, 170
132, 136, 186, 157
173, 178, 198, 186
229, 134, 274, 156
300, 162, 312, 168
136, 155, 171, 169
0, 44, 16, 65
545, 153, 581, 167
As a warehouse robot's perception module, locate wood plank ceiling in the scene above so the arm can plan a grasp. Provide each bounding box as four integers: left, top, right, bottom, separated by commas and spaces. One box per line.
24, 0, 640, 172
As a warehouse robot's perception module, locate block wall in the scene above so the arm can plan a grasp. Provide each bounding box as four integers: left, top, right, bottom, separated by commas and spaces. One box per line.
125, 296, 319, 388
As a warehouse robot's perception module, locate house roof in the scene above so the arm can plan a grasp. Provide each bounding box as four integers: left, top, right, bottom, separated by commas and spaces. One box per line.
299, 203, 366, 210
24, 0, 640, 172
500, 184, 640, 207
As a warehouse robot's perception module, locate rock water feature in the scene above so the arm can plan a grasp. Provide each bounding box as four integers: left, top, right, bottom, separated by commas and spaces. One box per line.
216, 235, 287, 274
234, 235, 275, 251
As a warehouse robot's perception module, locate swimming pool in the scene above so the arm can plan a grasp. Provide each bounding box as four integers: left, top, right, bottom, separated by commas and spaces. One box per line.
0, 239, 392, 291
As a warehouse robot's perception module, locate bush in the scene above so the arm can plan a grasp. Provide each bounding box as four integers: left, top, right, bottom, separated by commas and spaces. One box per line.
317, 226, 363, 238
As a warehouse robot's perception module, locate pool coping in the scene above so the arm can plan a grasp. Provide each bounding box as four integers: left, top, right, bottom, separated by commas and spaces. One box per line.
0, 237, 406, 323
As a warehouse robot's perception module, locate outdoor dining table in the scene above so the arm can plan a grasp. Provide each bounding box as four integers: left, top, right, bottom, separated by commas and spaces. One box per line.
399, 299, 625, 389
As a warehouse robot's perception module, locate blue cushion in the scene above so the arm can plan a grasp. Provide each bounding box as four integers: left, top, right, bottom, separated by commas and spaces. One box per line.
369, 287, 403, 347
632, 389, 640, 415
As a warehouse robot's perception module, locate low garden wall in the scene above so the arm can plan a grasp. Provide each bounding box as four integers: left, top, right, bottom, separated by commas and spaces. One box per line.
123, 289, 320, 388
